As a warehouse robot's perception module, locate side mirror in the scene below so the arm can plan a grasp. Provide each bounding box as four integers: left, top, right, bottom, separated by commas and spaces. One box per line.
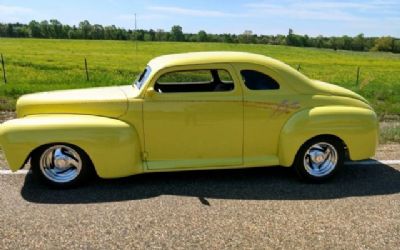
145, 87, 157, 98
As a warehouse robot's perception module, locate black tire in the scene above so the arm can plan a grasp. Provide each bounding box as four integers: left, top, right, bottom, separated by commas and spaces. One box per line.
292, 137, 344, 183
31, 144, 94, 188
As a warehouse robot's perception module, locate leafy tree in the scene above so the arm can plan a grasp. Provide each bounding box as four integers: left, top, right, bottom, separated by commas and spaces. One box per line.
239, 30, 255, 44
148, 29, 156, 41
6, 24, 14, 37
371, 36, 394, 52
342, 35, 352, 50
143, 33, 152, 41
67, 25, 80, 39
79, 20, 92, 39
40, 20, 50, 38
104, 25, 117, 40
155, 29, 166, 41
352, 33, 366, 51
219, 34, 232, 43
92, 24, 104, 39
28, 21, 41, 37
170, 25, 184, 41
133, 29, 145, 41
315, 35, 324, 48
0, 23, 7, 37
50, 19, 63, 38
393, 40, 400, 53
197, 30, 207, 42
286, 29, 307, 46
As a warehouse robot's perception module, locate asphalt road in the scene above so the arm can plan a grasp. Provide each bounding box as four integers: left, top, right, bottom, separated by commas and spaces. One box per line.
1, 161, 399, 249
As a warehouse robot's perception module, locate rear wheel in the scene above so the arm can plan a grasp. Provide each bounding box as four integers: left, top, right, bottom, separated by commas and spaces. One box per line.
293, 137, 344, 182
31, 144, 93, 188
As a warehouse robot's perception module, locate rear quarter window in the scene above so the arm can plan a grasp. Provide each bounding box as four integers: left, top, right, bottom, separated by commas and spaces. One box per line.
241, 70, 280, 90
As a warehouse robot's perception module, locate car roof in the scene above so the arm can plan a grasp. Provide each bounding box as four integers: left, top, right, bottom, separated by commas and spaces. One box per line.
148, 51, 287, 71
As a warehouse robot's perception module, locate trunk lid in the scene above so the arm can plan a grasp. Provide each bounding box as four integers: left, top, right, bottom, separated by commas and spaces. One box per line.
311, 80, 369, 104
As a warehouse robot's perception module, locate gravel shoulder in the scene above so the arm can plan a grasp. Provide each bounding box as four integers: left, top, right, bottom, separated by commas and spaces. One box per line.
375, 143, 400, 160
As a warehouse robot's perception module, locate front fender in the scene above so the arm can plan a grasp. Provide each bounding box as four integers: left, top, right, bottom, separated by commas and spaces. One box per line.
0, 114, 143, 178
278, 106, 378, 167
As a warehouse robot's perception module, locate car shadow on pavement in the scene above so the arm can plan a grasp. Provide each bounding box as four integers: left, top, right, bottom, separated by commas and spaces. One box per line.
21, 162, 400, 204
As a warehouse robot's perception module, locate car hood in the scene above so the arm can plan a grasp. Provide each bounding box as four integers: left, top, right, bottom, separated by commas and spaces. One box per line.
16, 85, 138, 118
311, 80, 369, 104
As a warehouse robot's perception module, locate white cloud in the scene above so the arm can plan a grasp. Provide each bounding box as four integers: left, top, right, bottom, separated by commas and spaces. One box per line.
0, 4, 33, 15
290, 1, 385, 10
244, 0, 400, 21
244, 3, 358, 21
147, 6, 239, 18
0, 4, 34, 23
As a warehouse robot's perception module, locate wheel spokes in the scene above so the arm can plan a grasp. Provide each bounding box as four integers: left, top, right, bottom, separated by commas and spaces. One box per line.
39, 145, 83, 183
303, 142, 338, 177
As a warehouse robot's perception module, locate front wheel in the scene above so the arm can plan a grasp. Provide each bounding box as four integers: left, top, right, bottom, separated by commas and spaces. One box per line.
293, 137, 344, 182
31, 144, 93, 188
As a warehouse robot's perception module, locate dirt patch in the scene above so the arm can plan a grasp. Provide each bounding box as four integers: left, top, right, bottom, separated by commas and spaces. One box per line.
0, 111, 16, 122
375, 143, 400, 160
380, 120, 400, 143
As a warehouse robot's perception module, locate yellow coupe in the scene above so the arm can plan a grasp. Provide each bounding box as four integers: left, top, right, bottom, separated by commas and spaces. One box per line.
0, 52, 378, 187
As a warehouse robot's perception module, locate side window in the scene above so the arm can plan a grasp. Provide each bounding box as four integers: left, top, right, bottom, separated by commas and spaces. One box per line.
241, 70, 280, 90
155, 69, 234, 93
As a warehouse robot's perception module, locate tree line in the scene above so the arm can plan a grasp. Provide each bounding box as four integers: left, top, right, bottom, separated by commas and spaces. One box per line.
0, 20, 399, 53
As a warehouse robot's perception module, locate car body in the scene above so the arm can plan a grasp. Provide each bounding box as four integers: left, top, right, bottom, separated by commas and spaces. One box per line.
0, 52, 379, 186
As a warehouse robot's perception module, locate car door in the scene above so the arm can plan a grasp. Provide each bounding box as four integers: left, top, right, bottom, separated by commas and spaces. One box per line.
233, 63, 300, 167
142, 64, 244, 170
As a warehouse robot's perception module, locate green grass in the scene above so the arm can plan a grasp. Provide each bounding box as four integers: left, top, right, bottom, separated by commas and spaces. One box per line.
0, 38, 400, 118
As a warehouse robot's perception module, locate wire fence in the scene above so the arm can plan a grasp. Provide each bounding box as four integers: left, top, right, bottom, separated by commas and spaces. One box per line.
0, 54, 400, 93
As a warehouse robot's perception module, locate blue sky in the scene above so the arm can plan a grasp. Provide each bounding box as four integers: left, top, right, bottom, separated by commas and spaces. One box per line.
0, 0, 399, 36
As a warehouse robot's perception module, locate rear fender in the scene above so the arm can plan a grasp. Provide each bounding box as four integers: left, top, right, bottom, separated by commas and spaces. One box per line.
278, 106, 378, 166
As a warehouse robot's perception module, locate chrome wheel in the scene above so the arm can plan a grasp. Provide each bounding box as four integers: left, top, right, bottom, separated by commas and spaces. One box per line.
39, 145, 82, 183
303, 142, 338, 177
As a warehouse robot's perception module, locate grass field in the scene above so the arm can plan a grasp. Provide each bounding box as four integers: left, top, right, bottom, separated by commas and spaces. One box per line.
0, 38, 399, 118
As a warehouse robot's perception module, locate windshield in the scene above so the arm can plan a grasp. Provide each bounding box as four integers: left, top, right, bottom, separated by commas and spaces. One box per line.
133, 66, 151, 90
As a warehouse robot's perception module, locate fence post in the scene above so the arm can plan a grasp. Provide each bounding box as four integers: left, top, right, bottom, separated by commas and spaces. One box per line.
297, 64, 301, 71
1, 54, 6, 84
356, 66, 360, 86
84, 57, 89, 81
